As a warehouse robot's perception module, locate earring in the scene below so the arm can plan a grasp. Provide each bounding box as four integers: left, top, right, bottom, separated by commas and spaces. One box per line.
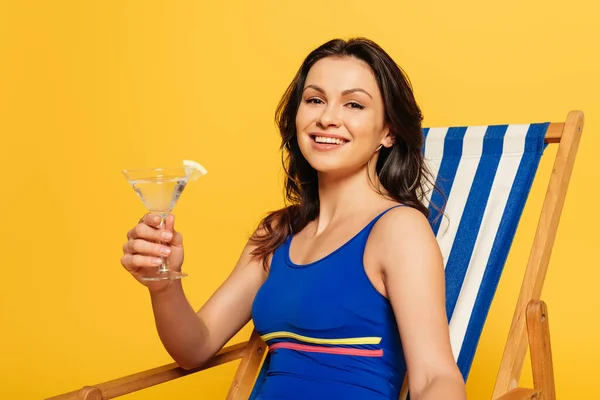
376, 144, 383, 152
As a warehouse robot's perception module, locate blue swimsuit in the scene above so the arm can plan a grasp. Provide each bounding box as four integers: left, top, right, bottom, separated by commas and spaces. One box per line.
252, 206, 406, 399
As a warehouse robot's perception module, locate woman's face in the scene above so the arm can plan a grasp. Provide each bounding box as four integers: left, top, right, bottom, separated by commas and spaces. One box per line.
295, 56, 392, 175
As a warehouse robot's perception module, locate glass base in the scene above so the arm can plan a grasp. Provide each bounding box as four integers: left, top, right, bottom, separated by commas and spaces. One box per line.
140, 269, 188, 281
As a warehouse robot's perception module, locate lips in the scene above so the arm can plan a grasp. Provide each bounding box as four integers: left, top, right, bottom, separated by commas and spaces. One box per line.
307, 133, 349, 151
309, 133, 349, 146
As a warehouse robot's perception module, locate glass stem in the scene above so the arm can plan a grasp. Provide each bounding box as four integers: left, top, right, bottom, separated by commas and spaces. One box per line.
157, 215, 169, 274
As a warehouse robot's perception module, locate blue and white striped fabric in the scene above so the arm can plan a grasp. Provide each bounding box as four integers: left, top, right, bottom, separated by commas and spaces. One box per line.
249, 122, 549, 400
419, 122, 548, 385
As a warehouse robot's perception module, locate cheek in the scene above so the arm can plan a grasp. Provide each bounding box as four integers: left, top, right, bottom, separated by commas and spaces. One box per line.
344, 113, 379, 142
294, 108, 312, 155
295, 104, 313, 130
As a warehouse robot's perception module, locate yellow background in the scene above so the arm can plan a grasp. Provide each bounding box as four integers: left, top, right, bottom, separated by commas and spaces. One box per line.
1, 1, 598, 399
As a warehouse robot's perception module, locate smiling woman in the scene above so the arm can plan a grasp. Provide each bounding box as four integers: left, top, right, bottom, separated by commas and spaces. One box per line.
251, 38, 441, 266
118, 37, 466, 400
298, 62, 387, 169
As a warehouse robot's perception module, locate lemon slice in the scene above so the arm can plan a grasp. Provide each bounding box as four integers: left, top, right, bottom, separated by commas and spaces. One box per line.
183, 160, 208, 181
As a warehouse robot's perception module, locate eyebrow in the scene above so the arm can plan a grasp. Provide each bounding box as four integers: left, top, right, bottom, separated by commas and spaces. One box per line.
303, 84, 373, 99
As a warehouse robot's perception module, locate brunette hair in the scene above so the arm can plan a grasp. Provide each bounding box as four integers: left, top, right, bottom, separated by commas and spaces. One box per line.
250, 37, 445, 269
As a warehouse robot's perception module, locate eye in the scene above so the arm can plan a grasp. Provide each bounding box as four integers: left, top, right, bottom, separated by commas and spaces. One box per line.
305, 97, 324, 105
347, 101, 365, 110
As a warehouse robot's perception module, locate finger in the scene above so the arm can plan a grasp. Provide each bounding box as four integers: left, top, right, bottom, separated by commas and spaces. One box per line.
129, 223, 163, 242
123, 239, 171, 258
172, 230, 183, 247
142, 213, 163, 228
160, 215, 180, 245
121, 254, 163, 270
164, 214, 175, 232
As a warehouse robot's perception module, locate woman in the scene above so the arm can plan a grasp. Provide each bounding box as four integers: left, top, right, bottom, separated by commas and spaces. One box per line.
121, 37, 467, 399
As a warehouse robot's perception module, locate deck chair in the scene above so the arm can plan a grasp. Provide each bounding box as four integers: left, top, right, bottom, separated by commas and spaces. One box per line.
48, 110, 584, 400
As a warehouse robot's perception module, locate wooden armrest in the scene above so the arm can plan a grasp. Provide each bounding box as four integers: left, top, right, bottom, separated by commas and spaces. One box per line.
46, 341, 249, 400
495, 388, 540, 400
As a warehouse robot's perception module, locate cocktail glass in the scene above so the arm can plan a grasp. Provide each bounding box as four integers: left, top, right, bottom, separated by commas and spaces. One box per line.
122, 161, 206, 281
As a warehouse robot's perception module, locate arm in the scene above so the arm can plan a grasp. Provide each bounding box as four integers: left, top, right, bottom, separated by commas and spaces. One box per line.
370, 207, 467, 400
150, 240, 268, 370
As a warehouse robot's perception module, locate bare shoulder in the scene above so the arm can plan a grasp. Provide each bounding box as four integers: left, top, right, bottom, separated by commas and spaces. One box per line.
370, 205, 437, 245
367, 205, 442, 273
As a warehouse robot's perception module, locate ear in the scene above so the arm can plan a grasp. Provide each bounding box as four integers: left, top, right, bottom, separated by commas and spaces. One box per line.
380, 127, 395, 148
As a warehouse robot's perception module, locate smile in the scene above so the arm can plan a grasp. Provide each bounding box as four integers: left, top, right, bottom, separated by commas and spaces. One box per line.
314, 136, 347, 145
309, 134, 349, 146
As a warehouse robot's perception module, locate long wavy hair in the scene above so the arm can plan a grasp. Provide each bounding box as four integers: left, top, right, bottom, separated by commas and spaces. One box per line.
250, 37, 445, 269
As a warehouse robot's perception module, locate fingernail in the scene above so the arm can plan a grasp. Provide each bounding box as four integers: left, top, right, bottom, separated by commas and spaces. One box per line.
161, 232, 173, 241
152, 216, 161, 224
153, 258, 163, 265
160, 247, 171, 256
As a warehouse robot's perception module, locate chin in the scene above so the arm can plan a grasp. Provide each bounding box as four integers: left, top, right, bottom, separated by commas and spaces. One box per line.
300, 151, 351, 175
309, 161, 346, 174
297, 136, 362, 175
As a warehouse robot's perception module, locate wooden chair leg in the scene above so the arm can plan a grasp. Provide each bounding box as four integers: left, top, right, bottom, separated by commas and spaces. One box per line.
226, 330, 267, 400
526, 300, 556, 400
493, 111, 584, 398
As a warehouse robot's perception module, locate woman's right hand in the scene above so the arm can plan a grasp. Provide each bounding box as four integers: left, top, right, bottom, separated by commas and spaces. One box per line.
121, 214, 184, 292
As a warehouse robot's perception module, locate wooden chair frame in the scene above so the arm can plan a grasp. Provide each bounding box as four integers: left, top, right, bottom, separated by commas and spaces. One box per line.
47, 110, 584, 400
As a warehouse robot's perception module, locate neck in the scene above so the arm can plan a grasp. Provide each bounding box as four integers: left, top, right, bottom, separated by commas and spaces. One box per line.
314, 156, 386, 235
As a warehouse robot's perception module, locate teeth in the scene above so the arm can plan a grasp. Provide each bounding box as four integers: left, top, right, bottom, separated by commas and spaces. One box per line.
314, 136, 346, 145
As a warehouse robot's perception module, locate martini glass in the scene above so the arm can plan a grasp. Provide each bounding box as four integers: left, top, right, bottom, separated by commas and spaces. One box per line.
122, 163, 205, 281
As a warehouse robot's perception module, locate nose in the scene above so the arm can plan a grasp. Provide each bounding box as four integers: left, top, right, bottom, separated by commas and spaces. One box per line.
317, 104, 341, 128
